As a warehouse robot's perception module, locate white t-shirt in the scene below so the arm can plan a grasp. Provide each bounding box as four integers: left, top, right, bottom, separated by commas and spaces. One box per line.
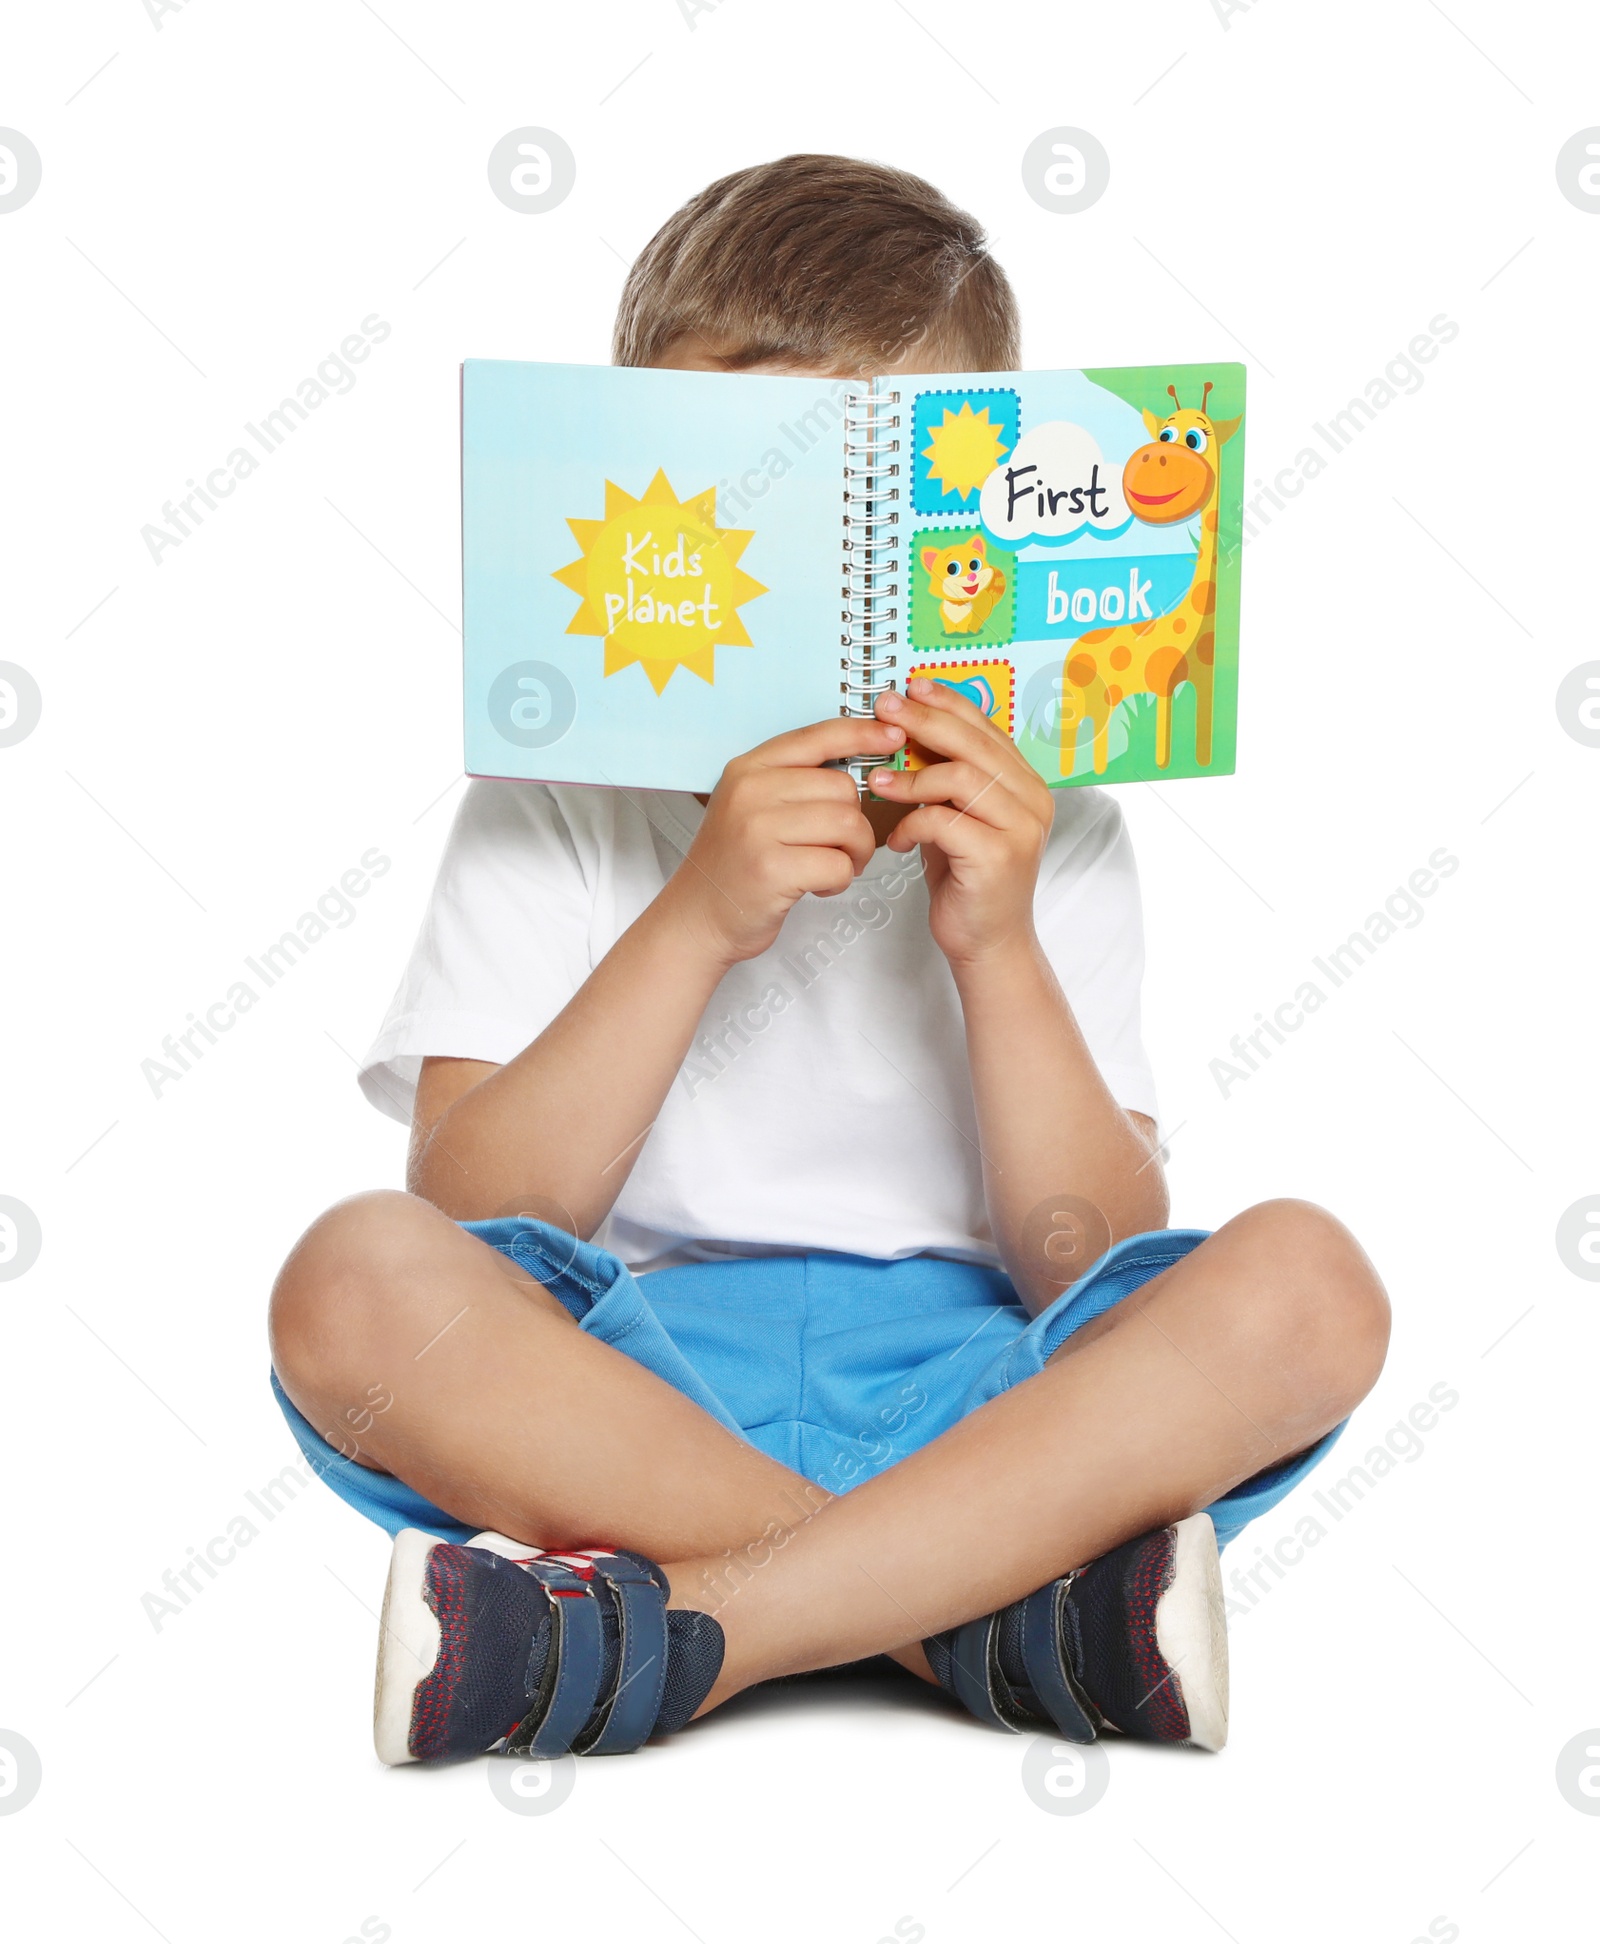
361, 781, 1158, 1273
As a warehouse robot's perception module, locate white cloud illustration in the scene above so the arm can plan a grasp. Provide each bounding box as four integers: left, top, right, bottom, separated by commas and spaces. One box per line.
978, 421, 1132, 543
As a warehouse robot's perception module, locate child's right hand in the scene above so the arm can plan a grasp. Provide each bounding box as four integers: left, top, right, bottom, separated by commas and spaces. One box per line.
662, 716, 906, 966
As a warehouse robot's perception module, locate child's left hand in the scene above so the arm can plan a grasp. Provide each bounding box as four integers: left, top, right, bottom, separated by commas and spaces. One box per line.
867, 677, 1053, 969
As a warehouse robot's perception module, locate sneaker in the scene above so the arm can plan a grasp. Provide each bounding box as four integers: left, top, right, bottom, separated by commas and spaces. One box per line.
373, 1528, 725, 1765
924, 1511, 1228, 1750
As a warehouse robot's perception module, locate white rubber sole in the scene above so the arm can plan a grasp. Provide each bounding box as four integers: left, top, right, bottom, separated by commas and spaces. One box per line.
372, 1527, 444, 1767
372, 1530, 538, 1766
1152, 1512, 1230, 1752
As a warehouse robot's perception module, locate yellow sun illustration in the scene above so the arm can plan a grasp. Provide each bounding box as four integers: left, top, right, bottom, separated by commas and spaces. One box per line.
553, 469, 766, 693
920, 401, 1009, 502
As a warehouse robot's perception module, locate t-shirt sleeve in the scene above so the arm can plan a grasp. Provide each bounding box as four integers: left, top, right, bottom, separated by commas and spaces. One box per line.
1031, 789, 1160, 1125
358, 781, 595, 1124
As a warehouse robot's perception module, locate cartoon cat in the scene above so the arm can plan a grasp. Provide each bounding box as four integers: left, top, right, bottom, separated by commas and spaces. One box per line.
920, 534, 1007, 635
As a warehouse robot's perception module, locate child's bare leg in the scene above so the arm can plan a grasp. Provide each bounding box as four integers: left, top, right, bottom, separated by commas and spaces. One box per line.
663, 1198, 1389, 1713
269, 1190, 835, 1560
272, 1193, 1387, 1715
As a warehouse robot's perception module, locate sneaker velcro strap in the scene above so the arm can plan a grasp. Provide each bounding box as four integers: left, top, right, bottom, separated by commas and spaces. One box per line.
577, 1556, 669, 1756
505, 1561, 605, 1758
1017, 1581, 1097, 1743
946, 1616, 1024, 1733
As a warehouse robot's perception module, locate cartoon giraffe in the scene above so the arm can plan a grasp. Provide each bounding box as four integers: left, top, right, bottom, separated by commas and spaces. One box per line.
1059, 384, 1240, 775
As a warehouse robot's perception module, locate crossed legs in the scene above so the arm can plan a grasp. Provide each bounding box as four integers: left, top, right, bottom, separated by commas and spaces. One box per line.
269, 1192, 1388, 1716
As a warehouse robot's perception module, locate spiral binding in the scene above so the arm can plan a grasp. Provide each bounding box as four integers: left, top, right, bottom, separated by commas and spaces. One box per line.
839, 387, 901, 785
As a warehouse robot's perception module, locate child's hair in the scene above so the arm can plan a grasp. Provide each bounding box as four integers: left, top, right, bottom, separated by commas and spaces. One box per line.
613, 154, 1018, 374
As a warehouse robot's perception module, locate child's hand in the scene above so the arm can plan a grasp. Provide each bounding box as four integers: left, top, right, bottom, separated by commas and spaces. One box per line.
865, 678, 1052, 968
664, 715, 906, 967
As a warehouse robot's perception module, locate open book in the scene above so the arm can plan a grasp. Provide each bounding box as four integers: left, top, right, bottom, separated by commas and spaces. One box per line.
462, 358, 1245, 793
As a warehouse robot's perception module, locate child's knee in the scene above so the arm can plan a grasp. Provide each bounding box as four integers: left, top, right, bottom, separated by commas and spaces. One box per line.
268, 1189, 446, 1401
1219, 1199, 1391, 1414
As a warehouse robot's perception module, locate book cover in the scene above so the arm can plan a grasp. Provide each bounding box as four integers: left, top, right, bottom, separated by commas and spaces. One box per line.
462, 358, 1245, 793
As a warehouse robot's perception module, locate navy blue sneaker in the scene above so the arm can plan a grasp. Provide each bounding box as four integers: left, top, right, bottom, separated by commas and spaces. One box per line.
373, 1530, 725, 1765
924, 1512, 1228, 1750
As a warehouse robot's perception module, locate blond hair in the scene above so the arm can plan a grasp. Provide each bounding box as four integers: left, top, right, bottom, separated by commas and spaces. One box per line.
613, 154, 1019, 374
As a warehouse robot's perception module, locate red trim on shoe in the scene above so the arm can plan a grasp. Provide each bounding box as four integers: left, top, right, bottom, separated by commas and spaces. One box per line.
409, 1543, 472, 1762
1124, 1533, 1190, 1742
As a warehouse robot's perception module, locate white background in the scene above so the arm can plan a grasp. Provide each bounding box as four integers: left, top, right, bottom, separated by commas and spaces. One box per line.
3, 1, 1597, 1938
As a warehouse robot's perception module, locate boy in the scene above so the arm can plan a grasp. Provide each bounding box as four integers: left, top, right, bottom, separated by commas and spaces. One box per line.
269, 155, 1388, 1763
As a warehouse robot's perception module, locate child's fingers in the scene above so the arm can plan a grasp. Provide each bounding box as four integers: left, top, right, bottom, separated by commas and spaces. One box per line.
785, 844, 870, 899
745, 714, 905, 773
865, 757, 1020, 830
769, 801, 877, 875
875, 679, 1032, 780
764, 765, 882, 806
885, 801, 1008, 863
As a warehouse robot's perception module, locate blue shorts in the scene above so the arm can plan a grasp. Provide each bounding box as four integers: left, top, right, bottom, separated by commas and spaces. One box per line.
272, 1219, 1344, 1553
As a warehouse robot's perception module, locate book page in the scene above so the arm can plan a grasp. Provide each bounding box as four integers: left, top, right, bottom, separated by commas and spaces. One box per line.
463, 361, 851, 792
888, 364, 1245, 787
